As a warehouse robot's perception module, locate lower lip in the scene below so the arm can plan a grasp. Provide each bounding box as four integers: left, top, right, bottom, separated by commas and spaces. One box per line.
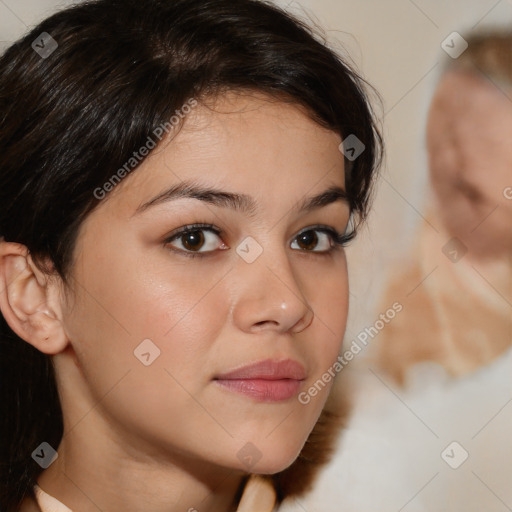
214, 378, 302, 402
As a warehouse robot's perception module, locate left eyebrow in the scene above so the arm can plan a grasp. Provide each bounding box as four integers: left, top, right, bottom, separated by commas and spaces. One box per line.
132, 179, 349, 217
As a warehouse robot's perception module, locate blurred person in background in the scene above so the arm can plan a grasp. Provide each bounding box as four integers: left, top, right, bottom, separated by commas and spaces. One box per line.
377, 31, 512, 385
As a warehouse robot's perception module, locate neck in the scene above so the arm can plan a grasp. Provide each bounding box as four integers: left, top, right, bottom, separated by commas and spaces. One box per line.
36, 348, 245, 512
37, 434, 244, 512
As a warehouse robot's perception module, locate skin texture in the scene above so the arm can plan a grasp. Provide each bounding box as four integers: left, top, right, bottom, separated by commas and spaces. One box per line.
427, 69, 512, 259
0, 91, 350, 512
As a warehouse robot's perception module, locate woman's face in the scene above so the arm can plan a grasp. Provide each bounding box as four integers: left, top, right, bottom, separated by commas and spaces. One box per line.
58, 91, 350, 476
427, 70, 512, 256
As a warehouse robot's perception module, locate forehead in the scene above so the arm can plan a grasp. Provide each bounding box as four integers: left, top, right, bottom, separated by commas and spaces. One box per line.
100, 90, 345, 219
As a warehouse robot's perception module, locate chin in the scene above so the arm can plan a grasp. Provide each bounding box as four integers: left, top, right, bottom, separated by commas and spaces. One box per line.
233, 431, 310, 475
248, 453, 301, 475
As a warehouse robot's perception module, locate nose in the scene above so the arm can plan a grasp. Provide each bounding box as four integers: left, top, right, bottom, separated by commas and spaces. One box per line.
230, 243, 314, 335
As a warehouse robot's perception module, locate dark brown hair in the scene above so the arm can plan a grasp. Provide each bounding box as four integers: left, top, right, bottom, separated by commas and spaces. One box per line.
0, 0, 383, 509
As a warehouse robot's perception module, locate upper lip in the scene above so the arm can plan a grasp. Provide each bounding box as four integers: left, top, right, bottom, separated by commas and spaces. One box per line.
214, 358, 307, 380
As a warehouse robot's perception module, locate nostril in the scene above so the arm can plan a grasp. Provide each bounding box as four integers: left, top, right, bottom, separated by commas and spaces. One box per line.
254, 320, 278, 327
251, 320, 281, 332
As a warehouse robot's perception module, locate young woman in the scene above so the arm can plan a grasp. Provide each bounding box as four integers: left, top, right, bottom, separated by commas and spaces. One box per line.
0, 0, 382, 510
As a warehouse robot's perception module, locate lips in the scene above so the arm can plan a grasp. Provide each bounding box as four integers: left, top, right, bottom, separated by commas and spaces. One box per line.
214, 358, 306, 402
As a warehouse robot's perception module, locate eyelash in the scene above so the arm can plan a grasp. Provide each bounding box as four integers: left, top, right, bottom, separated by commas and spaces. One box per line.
163, 223, 355, 259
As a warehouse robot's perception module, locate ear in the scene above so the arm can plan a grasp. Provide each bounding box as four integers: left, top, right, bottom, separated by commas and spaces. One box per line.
0, 240, 69, 354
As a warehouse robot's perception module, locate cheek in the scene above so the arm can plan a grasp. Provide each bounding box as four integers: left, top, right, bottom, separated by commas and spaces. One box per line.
61, 250, 233, 452
302, 255, 349, 377
63, 233, 231, 392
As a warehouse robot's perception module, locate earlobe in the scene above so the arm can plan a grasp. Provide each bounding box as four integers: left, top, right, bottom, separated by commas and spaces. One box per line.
0, 241, 69, 355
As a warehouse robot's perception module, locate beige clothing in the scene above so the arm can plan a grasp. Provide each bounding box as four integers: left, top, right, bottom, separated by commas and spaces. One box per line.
33, 474, 277, 512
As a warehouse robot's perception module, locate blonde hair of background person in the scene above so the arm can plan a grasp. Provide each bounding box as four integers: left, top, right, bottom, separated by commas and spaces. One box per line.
376, 31, 512, 385
0, 0, 383, 511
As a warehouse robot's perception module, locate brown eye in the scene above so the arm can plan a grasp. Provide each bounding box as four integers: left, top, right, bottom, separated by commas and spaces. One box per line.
296, 230, 319, 251
165, 224, 226, 256
291, 228, 338, 252
181, 230, 205, 251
